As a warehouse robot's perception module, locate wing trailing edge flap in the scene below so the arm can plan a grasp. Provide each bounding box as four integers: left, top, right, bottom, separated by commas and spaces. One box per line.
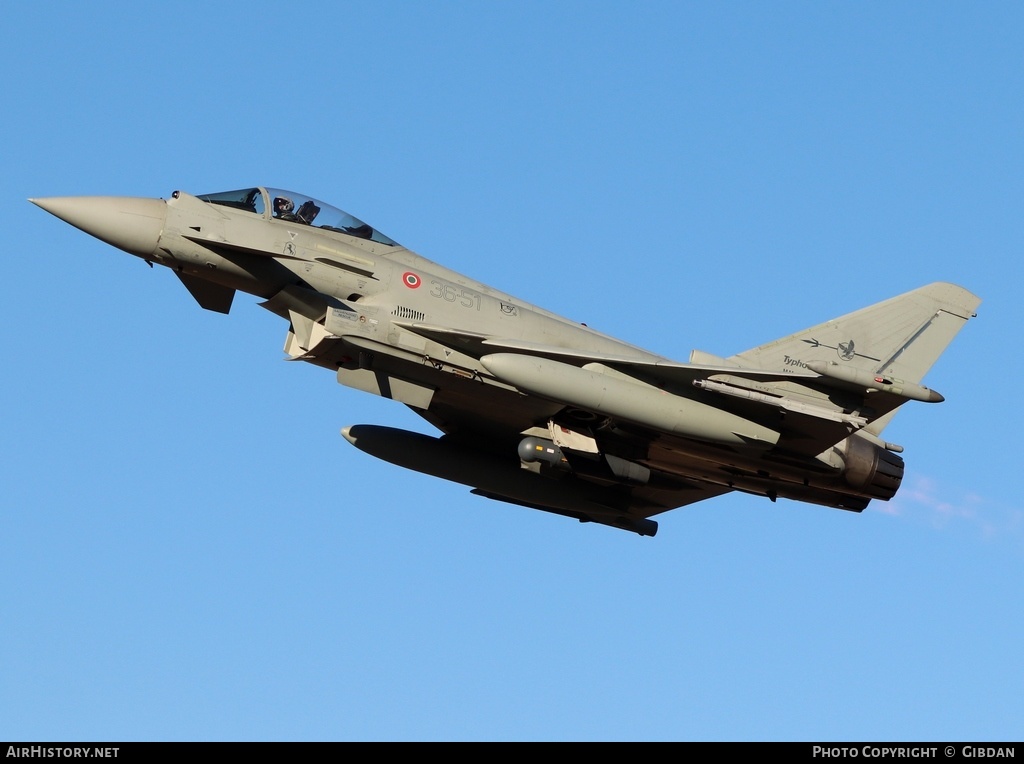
470, 478, 731, 536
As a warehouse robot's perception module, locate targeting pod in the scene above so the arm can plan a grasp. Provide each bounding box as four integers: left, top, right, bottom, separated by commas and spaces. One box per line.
518, 436, 570, 469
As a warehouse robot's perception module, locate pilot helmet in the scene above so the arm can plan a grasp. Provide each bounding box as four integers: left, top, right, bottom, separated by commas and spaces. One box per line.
274, 196, 294, 214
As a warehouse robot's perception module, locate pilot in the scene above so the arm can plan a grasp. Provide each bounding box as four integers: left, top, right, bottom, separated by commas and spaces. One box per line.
273, 196, 297, 221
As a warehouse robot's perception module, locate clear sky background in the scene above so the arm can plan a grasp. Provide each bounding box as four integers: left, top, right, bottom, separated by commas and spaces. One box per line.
2, 1, 1021, 743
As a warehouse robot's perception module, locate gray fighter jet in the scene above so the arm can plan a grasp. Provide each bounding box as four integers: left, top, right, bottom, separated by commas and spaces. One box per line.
30, 187, 981, 536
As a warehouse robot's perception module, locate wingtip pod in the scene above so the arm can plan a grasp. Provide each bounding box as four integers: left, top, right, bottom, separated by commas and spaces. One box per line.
806, 361, 945, 403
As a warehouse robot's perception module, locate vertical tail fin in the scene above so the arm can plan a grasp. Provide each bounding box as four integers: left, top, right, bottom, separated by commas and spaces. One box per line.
729, 282, 980, 433
730, 282, 980, 381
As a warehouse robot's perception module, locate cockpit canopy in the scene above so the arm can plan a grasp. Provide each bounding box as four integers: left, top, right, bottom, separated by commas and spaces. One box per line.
196, 187, 398, 246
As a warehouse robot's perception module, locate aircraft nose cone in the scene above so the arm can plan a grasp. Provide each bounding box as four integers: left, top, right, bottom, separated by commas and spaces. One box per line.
29, 196, 166, 258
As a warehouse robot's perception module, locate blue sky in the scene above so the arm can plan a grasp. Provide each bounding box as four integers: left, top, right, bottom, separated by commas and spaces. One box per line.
2, 1, 1021, 742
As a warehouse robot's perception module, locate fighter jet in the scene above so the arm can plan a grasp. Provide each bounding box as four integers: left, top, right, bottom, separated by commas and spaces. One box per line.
30, 187, 981, 537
